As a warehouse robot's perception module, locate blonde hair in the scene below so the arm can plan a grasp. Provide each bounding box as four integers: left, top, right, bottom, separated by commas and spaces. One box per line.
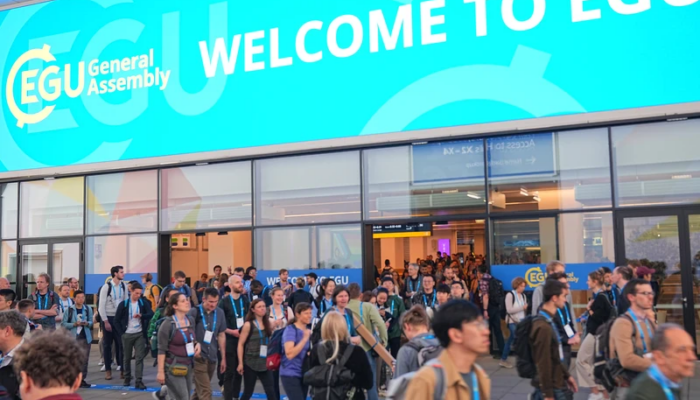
320, 311, 350, 364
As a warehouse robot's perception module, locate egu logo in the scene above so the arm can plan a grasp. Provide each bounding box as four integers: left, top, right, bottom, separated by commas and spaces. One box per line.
525, 266, 546, 288
5, 45, 83, 128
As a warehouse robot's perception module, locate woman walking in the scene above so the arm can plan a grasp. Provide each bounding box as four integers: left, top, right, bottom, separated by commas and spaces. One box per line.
576, 269, 614, 400
155, 293, 200, 400
268, 287, 288, 400
314, 278, 336, 318
237, 299, 277, 400
502, 277, 528, 369
306, 311, 372, 400
281, 303, 314, 400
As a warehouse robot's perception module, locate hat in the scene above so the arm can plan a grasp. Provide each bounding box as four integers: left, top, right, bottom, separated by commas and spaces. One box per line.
305, 272, 318, 280
636, 266, 654, 278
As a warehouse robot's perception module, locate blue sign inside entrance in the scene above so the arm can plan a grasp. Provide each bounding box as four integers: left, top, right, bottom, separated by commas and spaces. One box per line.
411, 132, 555, 184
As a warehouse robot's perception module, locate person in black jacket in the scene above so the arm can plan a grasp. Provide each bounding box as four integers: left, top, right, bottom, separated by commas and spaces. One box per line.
307, 311, 372, 400
0, 310, 25, 400
288, 278, 314, 315
113, 283, 153, 389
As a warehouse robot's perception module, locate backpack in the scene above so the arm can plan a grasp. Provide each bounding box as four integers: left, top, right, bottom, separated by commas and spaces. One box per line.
386, 336, 444, 400
149, 283, 163, 301
593, 314, 641, 392
266, 328, 285, 371
149, 314, 170, 358
514, 315, 541, 379
387, 359, 447, 400
487, 277, 506, 319
304, 343, 356, 400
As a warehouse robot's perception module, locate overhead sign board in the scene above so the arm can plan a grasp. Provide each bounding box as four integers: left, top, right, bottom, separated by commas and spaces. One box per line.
1, 0, 699, 173
373, 223, 432, 238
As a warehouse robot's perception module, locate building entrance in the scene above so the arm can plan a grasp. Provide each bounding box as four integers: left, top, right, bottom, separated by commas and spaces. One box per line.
17, 238, 82, 298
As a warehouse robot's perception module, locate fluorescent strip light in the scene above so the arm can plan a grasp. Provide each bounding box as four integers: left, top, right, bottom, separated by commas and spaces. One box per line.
466, 192, 481, 199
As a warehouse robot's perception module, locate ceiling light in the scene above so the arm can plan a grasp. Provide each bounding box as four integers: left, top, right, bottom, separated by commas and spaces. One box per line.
672, 174, 692, 179
466, 192, 480, 199
520, 187, 528, 196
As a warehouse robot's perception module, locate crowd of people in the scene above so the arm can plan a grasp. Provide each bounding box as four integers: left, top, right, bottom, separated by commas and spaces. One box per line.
0, 253, 694, 400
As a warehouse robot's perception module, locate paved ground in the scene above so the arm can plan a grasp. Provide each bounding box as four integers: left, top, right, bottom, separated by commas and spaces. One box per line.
77, 345, 700, 400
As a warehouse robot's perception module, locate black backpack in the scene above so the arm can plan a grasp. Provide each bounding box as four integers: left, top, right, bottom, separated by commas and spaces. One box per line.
514, 315, 541, 379
593, 314, 641, 392
304, 343, 356, 400
487, 277, 506, 319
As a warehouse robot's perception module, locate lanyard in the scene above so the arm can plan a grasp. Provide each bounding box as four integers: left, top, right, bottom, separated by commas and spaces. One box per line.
174, 316, 194, 344
389, 298, 395, 315
112, 282, 123, 300
409, 278, 420, 293
512, 291, 524, 307
253, 320, 267, 345
129, 301, 140, 320
423, 291, 436, 308
322, 298, 332, 314
336, 308, 353, 335
230, 296, 244, 318
539, 311, 563, 361
647, 364, 675, 400
470, 371, 480, 400
37, 293, 49, 310
627, 311, 652, 353
59, 298, 72, 312
272, 305, 283, 320
557, 306, 570, 326
199, 304, 217, 332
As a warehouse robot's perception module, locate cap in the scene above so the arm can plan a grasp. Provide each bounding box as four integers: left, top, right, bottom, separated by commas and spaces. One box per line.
636, 266, 654, 277
305, 272, 318, 280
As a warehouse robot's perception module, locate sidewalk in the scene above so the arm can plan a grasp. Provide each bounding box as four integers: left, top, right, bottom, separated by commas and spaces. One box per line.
78, 345, 700, 400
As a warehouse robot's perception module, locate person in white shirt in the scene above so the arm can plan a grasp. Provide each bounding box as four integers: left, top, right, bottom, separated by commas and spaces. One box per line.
305, 273, 319, 300
97, 265, 128, 380
55, 284, 74, 323
502, 277, 528, 369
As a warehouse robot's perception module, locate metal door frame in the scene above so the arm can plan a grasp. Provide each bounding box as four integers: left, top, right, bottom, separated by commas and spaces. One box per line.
17, 237, 83, 299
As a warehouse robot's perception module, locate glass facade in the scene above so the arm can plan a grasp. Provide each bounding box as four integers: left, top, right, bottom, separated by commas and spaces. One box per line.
20, 177, 84, 238
1, 183, 17, 239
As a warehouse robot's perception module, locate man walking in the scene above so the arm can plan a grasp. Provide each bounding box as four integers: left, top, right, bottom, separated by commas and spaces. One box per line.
98, 266, 128, 380
61, 290, 94, 388
190, 288, 227, 400
220, 275, 249, 400
114, 282, 153, 389
611, 266, 633, 315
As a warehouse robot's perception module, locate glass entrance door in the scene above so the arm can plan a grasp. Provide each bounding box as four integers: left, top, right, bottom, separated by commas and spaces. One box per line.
19, 239, 83, 298
617, 210, 698, 344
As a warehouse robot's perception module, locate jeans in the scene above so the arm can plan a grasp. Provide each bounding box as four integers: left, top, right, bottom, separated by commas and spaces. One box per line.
488, 307, 504, 357
78, 337, 91, 381
281, 376, 308, 400
531, 388, 568, 400
502, 323, 517, 360
365, 351, 379, 400
122, 332, 146, 381
166, 367, 193, 400
241, 365, 276, 400
102, 317, 123, 371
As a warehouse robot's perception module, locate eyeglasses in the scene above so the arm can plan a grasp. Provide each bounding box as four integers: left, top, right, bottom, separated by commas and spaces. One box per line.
636, 291, 654, 297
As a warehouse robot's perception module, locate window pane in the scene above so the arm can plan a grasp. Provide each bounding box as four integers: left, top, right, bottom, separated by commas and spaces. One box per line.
52, 242, 81, 290
487, 130, 611, 212
613, 119, 700, 206
1, 241, 17, 293
256, 152, 360, 225
254, 224, 363, 287
20, 177, 84, 238
87, 170, 157, 234
364, 142, 486, 219
1, 183, 18, 239
491, 218, 557, 267
86, 234, 157, 294
161, 162, 252, 230
558, 212, 615, 265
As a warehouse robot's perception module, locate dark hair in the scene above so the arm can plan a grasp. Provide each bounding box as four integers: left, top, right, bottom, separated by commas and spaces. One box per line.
246, 299, 272, 338
628, 259, 642, 268
73, 290, 84, 297
234, 267, 245, 274
361, 291, 375, 303
477, 265, 489, 274
0, 310, 26, 336
131, 282, 144, 292
0, 289, 16, 305
219, 273, 229, 287
651, 323, 684, 352
422, 274, 435, 282
543, 280, 567, 303
279, 269, 289, 275
588, 269, 605, 286
622, 278, 651, 303
17, 299, 35, 313
381, 276, 394, 285
450, 280, 465, 288
615, 266, 633, 281
142, 273, 153, 282
204, 287, 220, 299
376, 287, 389, 297
110, 266, 123, 278
174, 270, 186, 279
214, 265, 222, 272
201, 273, 208, 279
347, 283, 362, 299
436, 284, 451, 294
384, 259, 390, 267
250, 280, 263, 292
601, 266, 612, 274
13, 329, 85, 389
165, 293, 185, 317
331, 285, 349, 305
288, 302, 313, 325
246, 266, 256, 275
432, 300, 480, 347
158, 287, 174, 309
547, 272, 567, 281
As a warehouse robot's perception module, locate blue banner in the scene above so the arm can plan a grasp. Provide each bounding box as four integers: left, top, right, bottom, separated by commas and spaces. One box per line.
256, 268, 363, 290
1, 0, 699, 173
491, 263, 614, 291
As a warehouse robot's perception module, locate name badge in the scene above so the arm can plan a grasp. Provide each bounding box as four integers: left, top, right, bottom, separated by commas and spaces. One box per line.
259, 345, 268, 358
253, 295, 258, 300
564, 325, 575, 338
204, 331, 213, 344
236, 318, 244, 328
186, 342, 195, 356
